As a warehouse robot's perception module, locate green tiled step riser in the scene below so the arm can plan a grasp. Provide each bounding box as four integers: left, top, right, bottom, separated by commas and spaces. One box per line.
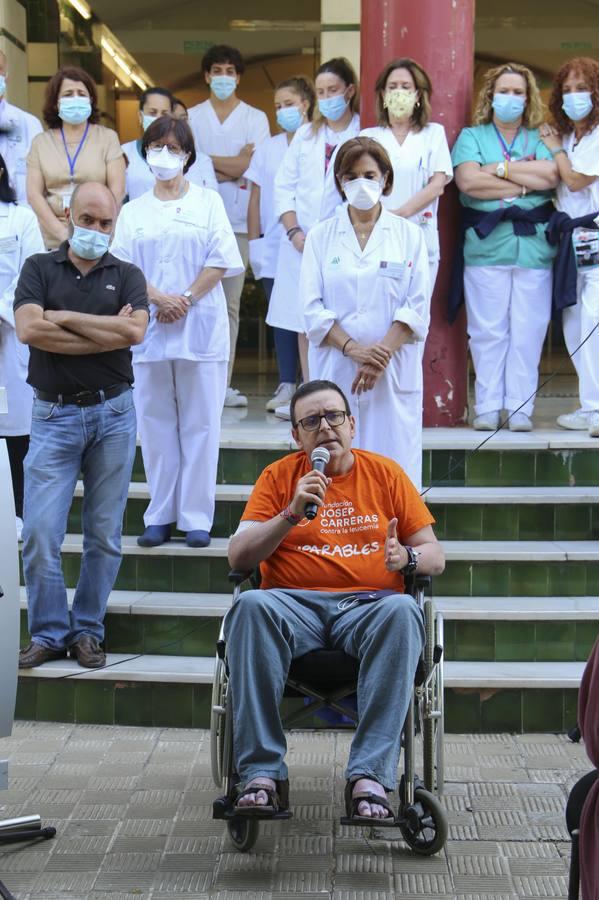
67, 497, 599, 541
14, 678, 579, 734
130, 447, 599, 488
18, 611, 599, 663
23, 553, 599, 597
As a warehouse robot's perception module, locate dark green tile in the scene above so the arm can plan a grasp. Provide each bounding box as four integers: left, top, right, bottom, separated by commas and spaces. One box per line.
143, 615, 186, 655
426, 504, 446, 540
221, 449, 256, 484
228, 501, 246, 534
444, 505, 482, 541
15, 679, 37, 720
495, 622, 535, 662
564, 689, 579, 728
20, 610, 30, 648
210, 558, 234, 592
454, 621, 494, 661
124, 501, 146, 536
510, 563, 549, 597
173, 558, 210, 593
575, 623, 599, 662
500, 452, 536, 486
585, 563, 599, 594
481, 689, 522, 732
180, 619, 220, 657
104, 613, 143, 654
115, 682, 153, 726
152, 683, 193, 728
68, 498, 83, 533
548, 563, 587, 598
535, 622, 576, 661
422, 451, 432, 488
465, 451, 501, 487
571, 451, 599, 486
523, 689, 564, 732
444, 689, 480, 732
472, 562, 510, 597
37, 680, 75, 723
62, 554, 81, 588
591, 507, 599, 540
431, 450, 465, 487
442, 620, 456, 661
518, 506, 555, 540
136, 556, 174, 592
192, 684, 212, 728
555, 505, 591, 540
436, 562, 472, 596
535, 452, 571, 487
482, 505, 519, 540
75, 681, 115, 725
211, 501, 230, 538
114, 555, 137, 591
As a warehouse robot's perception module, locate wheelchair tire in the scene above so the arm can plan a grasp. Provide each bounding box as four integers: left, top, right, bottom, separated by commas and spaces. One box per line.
399, 786, 448, 856
422, 600, 437, 792
227, 816, 259, 852
210, 655, 228, 788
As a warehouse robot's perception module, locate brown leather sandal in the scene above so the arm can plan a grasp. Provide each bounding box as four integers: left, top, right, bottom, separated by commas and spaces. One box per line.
233, 778, 290, 817
342, 778, 396, 826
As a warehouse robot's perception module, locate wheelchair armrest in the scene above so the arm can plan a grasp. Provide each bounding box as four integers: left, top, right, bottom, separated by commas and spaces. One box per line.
404, 573, 432, 596
228, 568, 261, 588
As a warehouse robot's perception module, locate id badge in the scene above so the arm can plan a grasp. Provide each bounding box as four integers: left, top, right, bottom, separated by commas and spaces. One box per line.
62, 191, 73, 212
379, 260, 406, 279
572, 228, 599, 270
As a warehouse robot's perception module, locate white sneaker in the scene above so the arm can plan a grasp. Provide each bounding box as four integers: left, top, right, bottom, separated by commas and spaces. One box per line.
508, 411, 532, 432
556, 409, 589, 430
266, 382, 295, 412
224, 387, 248, 408
589, 411, 599, 437
16, 516, 23, 542
473, 411, 500, 431
274, 402, 291, 421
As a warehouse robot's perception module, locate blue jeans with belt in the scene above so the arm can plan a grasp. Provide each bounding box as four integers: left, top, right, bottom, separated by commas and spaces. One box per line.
22, 389, 137, 650
224, 588, 425, 790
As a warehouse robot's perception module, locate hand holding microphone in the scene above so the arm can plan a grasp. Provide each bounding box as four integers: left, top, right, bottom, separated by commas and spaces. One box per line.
289, 447, 331, 522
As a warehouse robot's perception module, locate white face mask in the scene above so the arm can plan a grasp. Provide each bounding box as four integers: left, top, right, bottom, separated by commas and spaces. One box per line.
146, 145, 185, 181
343, 177, 384, 210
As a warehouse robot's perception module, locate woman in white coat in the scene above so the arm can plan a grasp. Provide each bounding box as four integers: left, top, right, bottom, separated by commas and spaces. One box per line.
0, 153, 45, 538
246, 75, 315, 412
302, 137, 430, 488
271, 57, 361, 408
360, 57, 452, 292
111, 116, 243, 548
122, 87, 217, 201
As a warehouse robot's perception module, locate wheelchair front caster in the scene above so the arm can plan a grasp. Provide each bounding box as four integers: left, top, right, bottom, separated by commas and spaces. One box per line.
227, 816, 259, 852
399, 787, 448, 856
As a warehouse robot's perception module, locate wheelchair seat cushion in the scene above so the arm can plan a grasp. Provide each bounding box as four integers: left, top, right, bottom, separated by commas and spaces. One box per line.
288, 649, 359, 688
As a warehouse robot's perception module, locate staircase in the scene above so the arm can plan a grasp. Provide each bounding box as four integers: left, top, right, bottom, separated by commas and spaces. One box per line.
16, 424, 599, 733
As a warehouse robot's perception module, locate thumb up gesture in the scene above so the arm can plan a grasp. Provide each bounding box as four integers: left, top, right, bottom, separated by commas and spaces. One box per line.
385, 517, 406, 572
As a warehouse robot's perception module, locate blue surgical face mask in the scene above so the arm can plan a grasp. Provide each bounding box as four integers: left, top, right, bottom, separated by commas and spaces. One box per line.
59, 97, 92, 125
69, 224, 111, 260
492, 92, 526, 123
210, 75, 237, 101
562, 91, 593, 122
276, 105, 303, 133
0, 75, 6, 98
318, 94, 349, 122
142, 113, 158, 131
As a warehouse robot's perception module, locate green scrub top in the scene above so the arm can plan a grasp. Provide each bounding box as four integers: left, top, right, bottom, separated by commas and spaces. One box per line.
451, 123, 557, 269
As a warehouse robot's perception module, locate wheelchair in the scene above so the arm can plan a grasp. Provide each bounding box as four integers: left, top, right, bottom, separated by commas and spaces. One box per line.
211, 571, 447, 855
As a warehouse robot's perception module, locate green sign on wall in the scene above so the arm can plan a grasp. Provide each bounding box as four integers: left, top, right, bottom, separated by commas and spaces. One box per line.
183, 40, 214, 54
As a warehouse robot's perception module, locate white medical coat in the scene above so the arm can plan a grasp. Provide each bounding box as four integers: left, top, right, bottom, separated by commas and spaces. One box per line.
302, 205, 430, 482
245, 132, 288, 280
0, 202, 45, 435
0, 100, 43, 207
188, 99, 270, 233
111, 183, 244, 364
360, 124, 452, 263
269, 115, 361, 331
556, 125, 599, 217
122, 138, 218, 201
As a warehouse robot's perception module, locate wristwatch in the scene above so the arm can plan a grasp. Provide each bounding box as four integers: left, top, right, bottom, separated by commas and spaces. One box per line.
496, 161, 507, 179
182, 290, 197, 305
400, 545, 420, 575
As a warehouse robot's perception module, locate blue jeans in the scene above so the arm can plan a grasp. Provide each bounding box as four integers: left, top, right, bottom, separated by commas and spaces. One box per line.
261, 277, 298, 384
224, 589, 425, 790
22, 389, 137, 650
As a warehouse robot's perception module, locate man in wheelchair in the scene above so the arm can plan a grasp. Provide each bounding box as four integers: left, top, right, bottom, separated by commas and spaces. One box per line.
225, 379, 445, 825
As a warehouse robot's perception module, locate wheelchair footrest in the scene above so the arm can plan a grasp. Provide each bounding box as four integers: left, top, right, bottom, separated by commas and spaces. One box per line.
340, 815, 398, 828
213, 796, 292, 821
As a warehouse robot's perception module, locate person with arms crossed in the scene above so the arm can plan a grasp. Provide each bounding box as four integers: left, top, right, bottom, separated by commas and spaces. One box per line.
14, 182, 149, 669
0, 50, 42, 206
188, 45, 270, 407
224, 379, 445, 821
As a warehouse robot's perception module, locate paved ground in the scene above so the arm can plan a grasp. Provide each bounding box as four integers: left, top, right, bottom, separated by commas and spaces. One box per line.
0, 723, 590, 899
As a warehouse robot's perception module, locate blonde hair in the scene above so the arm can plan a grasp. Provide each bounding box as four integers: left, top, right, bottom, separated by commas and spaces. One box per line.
311, 57, 359, 134
473, 62, 545, 129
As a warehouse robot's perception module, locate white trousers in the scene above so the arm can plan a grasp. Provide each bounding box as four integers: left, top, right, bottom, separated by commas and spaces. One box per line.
562, 267, 599, 412
464, 265, 552, 417
133, 359, 227, 531
222, 234, 249, 385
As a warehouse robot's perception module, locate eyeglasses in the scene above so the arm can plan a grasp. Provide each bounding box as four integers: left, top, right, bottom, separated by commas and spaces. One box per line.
296, 410, 347, 432
148, 142, 183, 155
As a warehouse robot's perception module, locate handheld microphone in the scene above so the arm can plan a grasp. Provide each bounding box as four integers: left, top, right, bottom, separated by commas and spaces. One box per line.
305, 446, 330, 520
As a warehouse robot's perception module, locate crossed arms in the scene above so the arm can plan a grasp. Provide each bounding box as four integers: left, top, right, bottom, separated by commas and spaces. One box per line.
15, 303, 148, 355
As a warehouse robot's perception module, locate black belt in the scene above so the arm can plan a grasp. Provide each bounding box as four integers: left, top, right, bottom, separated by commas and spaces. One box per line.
35, 382, 130, 407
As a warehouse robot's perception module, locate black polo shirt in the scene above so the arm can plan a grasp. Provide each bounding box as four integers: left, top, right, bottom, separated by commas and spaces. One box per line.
14, 242, 149, 394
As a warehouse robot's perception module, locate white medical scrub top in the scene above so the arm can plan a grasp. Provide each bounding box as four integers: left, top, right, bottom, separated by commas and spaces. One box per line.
245, 132, 288, 280
0, 202, 45, 434
360, 123, 452, 262
111, 182, 244, 364
188, 99, 270, 233
122, 138, 219, 201
0, 100, 43, 207
556, 125, 599, 217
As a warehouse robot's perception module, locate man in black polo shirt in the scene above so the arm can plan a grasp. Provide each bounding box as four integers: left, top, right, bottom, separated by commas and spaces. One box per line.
14, 182, 149, 669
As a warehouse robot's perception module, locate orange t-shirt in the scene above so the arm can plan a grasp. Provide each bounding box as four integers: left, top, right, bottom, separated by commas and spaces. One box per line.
241, 448, 434, 593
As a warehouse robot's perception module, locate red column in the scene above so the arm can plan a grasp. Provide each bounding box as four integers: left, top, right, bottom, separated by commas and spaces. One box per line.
360, 0, 474, 426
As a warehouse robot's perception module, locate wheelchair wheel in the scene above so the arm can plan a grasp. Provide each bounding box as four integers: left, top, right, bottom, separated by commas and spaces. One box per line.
210, 655, 228, 787
399, 786, 448, 856
227, 816, 259, 852
422, 602, 444, 793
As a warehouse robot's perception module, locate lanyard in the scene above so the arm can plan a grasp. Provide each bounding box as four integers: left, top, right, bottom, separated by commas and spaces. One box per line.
493, 123, 520, 160
60, 121, 90, 179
